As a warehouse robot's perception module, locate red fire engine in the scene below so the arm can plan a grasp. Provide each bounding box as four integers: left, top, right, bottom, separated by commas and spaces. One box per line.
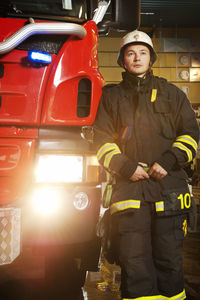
0, 0, 139, 297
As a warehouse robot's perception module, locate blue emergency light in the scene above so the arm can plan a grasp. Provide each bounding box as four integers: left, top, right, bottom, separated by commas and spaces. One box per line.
28, 51, 52, 64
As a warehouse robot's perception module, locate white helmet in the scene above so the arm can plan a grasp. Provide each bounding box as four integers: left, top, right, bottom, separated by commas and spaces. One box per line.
117, 30, 157, 68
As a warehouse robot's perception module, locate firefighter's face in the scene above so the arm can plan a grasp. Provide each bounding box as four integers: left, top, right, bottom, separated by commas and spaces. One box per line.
123, 44, 151, 77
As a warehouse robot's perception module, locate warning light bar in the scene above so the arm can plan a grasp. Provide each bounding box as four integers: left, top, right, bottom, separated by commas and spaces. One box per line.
28, 51, 52, 64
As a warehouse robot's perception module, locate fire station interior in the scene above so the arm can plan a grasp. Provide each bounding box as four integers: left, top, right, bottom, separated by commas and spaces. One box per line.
83, 1, 200, 300
98, 29, 200, 193
0, 1, 200, 300
98, 1, 200, 196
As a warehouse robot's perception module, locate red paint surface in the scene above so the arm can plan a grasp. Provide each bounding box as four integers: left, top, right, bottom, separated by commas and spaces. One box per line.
0, 18, 104, 204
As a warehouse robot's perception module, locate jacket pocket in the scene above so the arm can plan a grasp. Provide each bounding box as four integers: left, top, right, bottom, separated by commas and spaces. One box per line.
155, 186, 192, 217
153, 99, 175, 139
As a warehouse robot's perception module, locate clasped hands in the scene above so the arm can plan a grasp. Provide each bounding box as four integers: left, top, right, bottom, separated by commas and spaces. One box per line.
129, 162, 167, 182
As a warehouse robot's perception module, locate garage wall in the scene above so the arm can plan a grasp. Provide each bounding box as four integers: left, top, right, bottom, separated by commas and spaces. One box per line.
98, 28, 200, 105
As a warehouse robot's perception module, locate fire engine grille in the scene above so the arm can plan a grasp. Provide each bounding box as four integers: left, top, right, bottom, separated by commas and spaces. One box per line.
77, 78, 92, 118
16, 34, 68, 54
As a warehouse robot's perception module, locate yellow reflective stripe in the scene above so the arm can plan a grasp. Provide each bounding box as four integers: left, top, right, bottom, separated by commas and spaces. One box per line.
106, 170, 111, 182
151, 89, 157, 102
97, 143, 117, 161
97, 143, 120, 161
168, 289, 186, 299
175, 135, 197, 151
172, 142, 193, 162
155, 201, 164, 212
123, 289, 186, 300
182, 219, 187, 237
123, 295, 164, 299
110, 200, 141, 215
104, 149, 121, 168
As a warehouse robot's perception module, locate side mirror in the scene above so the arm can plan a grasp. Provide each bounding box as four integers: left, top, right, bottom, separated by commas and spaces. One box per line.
113, 0, 141, 30
88, 0, 98, 19
98, 0, 140, 34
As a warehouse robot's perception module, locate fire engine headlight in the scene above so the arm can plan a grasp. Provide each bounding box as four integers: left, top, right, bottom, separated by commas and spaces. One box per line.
73, 192, 89, 210
31, 186, 64, 215
35, 155, 83, 183
34, 154, 100, 183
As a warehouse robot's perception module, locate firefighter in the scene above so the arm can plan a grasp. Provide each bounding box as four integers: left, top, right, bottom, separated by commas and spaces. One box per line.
93, 30, 199, 300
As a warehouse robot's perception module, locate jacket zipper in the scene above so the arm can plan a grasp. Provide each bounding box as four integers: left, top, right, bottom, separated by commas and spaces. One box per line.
137, 79, 141, 92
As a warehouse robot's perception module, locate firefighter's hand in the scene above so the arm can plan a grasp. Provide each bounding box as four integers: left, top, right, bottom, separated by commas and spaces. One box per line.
129, 162, 149, 182
148, 162, 167, 180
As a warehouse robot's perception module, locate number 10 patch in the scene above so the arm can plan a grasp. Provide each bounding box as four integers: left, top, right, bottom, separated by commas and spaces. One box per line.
177, 193, 191, 209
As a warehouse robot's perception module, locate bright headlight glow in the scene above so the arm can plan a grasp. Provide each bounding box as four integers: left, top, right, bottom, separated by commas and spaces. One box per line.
35, 155, 83, 183
31, 187, 62, 215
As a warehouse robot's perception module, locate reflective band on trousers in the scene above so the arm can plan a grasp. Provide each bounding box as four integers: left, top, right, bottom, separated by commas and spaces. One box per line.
172, 142, 192, 162
155, 201, 164, 212
97, 142, 121, 161
123, 296, 163, 300
123, 289, 186, 300
110, 199, 141, 215
124, 296, 164, 300
175, 135, 197, 151
168, 289, 186, 300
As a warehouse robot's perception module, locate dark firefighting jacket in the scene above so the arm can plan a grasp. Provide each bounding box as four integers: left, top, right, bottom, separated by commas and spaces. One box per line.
93, 72, 199, 216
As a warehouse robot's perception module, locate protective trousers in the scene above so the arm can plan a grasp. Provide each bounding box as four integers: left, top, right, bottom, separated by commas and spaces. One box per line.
111, 202, 187, 300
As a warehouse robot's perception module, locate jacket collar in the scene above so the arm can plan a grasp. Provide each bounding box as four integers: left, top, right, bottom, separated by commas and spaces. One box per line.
121, 71, 153, 92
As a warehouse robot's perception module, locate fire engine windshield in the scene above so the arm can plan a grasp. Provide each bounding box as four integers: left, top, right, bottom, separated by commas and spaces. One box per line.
0, 0, 89, 21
